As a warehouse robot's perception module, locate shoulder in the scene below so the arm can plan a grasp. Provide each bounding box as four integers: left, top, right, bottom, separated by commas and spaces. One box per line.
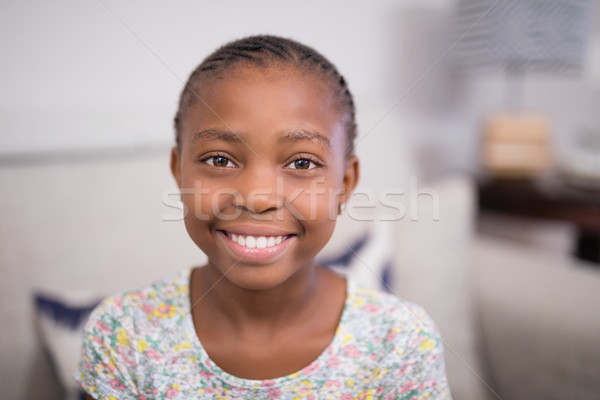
345, 282, 442, 353
77, 268, 193, 394
77, 268, 196, 397
83, 268, 192, 336
349, 283, 434, 327
339, 284, 451, 396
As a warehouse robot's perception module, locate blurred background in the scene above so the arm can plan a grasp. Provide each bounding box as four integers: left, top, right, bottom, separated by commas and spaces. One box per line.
1, 0, 599, 399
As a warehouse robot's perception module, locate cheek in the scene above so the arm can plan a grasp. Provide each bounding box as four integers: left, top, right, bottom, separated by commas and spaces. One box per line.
286, 179, 340, 226
184, 185, 243, 225
294, 188, 338, 255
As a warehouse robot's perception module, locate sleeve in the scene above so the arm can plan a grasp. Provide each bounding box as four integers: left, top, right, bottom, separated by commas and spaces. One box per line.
75, 297, 140, 400
384, 304, 453, 399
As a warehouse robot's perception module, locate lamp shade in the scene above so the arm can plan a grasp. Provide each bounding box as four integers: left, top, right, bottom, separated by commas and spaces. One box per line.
453, 0, 591, 73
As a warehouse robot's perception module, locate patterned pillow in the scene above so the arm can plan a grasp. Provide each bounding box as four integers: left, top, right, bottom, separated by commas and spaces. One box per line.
34, 291, 102, 400
318, 218, 395, 292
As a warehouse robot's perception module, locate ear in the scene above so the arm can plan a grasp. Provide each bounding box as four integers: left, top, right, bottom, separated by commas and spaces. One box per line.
170, 146, 182, 189
340, 155, 359, 205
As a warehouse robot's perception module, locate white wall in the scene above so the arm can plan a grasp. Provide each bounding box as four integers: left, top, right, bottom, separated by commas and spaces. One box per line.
0, 0, 448, 156
2, 0, 598, 175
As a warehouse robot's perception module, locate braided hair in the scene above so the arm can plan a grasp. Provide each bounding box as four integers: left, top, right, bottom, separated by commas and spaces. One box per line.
174, 35, 357, 157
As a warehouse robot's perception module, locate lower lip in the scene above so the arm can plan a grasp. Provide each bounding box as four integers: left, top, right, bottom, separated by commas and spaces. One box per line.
217, 231, 296, 263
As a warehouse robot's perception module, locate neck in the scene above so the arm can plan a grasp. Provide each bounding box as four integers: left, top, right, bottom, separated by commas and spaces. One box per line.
194, 262, 320, 333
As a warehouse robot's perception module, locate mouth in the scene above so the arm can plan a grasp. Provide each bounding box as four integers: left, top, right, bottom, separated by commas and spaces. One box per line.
216, 230, 297, 262
222, 231, 292, 249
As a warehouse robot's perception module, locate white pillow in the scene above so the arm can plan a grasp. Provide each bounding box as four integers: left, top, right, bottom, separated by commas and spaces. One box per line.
318, 212, 396, 291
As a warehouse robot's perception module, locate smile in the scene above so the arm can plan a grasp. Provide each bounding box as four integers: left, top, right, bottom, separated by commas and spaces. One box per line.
225, 232, 289, 249
217, 230, 296, 263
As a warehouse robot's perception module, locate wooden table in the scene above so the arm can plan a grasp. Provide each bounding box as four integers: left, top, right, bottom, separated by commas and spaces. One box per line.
478, 177, 600, 264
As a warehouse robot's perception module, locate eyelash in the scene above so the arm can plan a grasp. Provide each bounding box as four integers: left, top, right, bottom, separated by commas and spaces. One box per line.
284, 155, 323, 171
199, 153, 323, 171
200, 153, 238, 168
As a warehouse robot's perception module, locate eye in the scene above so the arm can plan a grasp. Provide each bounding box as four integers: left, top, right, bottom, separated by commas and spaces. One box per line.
285, 158, 319, 170
203, 155, 237, 168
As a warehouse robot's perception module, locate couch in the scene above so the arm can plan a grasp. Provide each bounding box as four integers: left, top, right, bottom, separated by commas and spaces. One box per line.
1, 106, 598, 400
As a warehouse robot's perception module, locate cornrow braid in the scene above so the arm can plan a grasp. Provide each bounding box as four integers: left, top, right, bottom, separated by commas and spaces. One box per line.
174, 35, 357, 157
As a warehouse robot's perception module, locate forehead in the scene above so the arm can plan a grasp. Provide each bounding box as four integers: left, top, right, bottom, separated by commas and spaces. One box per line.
200, 65, 336, 109
180, 66, 346, 149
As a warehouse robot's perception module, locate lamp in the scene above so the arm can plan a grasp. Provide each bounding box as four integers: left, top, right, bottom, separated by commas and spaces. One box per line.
453, 0, 592, 178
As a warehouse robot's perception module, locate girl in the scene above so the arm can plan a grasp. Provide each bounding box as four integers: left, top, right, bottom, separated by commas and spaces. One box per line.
77, 35, 451, 399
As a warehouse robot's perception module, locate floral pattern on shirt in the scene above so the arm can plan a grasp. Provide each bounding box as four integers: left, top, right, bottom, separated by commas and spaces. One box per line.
76, 268, 452, 399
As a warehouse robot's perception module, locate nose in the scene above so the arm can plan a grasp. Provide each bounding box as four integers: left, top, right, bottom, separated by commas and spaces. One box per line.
235, 165, 282, 215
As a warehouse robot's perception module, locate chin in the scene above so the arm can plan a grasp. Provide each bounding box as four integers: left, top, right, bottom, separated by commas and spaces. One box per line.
222, 263, 303, 292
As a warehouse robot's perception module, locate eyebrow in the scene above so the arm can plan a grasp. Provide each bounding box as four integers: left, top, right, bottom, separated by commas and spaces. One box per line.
192, 129, 244, 144
192, 128, 331, 150
276, 129, 330, 150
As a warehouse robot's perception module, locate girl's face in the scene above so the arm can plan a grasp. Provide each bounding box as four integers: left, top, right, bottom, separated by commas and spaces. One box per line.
171, 66, 359, 291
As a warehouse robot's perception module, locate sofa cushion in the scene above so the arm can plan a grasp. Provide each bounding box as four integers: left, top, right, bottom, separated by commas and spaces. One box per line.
474, 235, 600, 400
391, 175, 491, 400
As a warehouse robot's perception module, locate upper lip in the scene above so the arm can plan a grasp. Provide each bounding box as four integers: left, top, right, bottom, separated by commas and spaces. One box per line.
217, 226, 295, 237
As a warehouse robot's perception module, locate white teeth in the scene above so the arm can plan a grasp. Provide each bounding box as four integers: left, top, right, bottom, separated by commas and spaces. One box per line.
227, 232, 287, 249
256, 237, 267, 249
245, 236, 256, 248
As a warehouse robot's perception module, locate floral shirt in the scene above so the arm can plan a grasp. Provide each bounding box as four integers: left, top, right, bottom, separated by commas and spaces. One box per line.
76, 268, 452, 399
